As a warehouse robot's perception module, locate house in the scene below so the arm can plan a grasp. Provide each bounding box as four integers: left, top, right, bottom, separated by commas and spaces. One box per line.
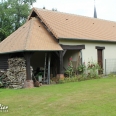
0, 8, 116, 87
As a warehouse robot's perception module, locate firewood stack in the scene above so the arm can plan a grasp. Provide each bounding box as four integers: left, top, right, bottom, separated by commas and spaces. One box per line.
6, 58, 27, 89
0, 70, 10, 88
0, 57, 29, 89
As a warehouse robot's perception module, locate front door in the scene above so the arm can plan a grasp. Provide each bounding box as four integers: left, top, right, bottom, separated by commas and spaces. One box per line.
97, 49, 103, 73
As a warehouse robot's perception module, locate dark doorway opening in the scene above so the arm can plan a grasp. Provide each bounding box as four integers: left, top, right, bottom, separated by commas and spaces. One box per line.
96, 46, 105, 74
97, 49, 103, 68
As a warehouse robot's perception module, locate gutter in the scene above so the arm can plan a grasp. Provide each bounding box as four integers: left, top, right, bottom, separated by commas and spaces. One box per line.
0, 49, 63, 55
58, 37, 116, 43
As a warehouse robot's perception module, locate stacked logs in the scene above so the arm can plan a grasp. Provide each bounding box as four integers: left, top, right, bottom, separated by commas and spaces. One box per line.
0, 71, 10, 88
7, 58, 26, 89
0, 58, 27, 89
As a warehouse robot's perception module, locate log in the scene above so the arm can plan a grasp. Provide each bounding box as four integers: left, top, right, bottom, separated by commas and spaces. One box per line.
0, 57, 31, 89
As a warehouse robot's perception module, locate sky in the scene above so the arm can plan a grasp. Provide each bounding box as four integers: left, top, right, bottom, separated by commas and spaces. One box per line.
33, 0, 116, 22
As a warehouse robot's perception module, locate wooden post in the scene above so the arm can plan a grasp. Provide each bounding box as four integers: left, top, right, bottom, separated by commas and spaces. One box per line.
56, 51, 64, 79
24, 52, 34, 88
47, 53, 51, 84
59, 50, 67, 74
44, 53, 47, 83
25, 54, 31, 80
59, 51, 63, 74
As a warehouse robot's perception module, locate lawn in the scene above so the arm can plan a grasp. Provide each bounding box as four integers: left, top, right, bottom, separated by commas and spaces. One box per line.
0, 76, 116, 116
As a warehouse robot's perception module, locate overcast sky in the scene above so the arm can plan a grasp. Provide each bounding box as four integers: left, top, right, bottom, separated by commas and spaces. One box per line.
33, 0, 116, 22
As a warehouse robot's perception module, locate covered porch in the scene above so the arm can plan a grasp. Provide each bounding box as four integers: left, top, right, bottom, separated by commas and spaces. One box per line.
0, 17, 62, 88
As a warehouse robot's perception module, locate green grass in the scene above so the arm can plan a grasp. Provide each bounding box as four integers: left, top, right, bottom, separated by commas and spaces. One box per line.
0, 76, 116, 116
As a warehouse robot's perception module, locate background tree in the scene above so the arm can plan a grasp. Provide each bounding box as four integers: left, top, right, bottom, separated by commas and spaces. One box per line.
0, 0, 36, 41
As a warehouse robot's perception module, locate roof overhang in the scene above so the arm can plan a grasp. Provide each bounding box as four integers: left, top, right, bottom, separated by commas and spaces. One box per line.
0, 17, 62, 54
60, 44, 85, 50
0, 49, 63, 55
59, 38, 116, 43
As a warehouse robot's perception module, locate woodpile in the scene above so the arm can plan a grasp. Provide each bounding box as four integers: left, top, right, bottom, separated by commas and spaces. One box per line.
0, 58, 27, 89
0, 71, 10, 88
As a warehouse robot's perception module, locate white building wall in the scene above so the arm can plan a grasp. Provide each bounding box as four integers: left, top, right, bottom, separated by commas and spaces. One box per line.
63, 50, 80, 70
59, 39, 116, 74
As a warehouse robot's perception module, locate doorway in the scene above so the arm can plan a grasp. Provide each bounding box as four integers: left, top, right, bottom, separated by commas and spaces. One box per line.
97, 49, 103, 69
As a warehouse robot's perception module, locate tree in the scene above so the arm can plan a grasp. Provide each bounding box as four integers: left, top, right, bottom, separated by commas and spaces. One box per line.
0, 0, 36, 41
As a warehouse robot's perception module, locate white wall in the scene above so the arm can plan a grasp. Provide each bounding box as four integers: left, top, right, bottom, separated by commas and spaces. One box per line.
63, 50, 80, 70
59, 39, 116, 74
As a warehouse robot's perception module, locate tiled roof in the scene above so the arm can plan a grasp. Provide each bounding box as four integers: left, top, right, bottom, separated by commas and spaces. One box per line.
31, 8, 116, 42
0, 17, 62, 54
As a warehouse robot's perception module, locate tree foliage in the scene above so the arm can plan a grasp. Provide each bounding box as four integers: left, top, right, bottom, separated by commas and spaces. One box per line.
0, 0, 36, 41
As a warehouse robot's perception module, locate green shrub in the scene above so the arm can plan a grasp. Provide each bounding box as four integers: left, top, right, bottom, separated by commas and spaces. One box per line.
58, 79, 65, 84
64, 58, 103, 83
87, 61, 101, 79
0, 81, 3, 87
77, 62, 86, 74
65, 57, 74, 78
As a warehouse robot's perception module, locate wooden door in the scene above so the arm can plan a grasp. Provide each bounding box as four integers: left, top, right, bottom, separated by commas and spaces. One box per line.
97, 49, 103, 73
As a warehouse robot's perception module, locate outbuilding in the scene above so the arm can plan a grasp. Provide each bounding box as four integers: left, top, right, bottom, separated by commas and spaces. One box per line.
0, 8, 116, 87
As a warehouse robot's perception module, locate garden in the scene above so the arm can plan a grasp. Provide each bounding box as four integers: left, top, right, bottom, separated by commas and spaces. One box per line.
61, 57, 103, 83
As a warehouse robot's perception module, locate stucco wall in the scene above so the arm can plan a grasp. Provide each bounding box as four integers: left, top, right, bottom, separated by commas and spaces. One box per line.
59, 39, 116, 74
63, 50, 80, 70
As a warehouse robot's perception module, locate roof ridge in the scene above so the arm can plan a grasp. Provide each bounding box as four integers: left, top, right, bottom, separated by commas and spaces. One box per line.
24, 17, 34, 50
33, 8, 58, 38
26, 7, 116, 42
33, 7, 116, 23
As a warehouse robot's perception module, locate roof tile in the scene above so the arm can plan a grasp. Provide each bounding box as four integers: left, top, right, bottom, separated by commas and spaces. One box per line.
33, 8, 116, 42
0, 17, 62, 54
